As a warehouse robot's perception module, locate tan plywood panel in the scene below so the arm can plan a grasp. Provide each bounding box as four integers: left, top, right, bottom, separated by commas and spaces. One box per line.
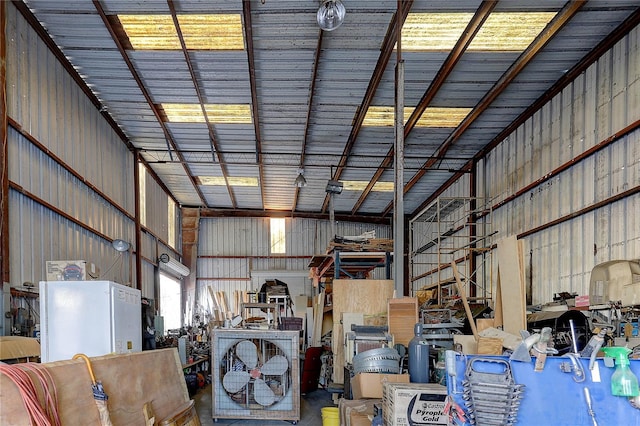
332, 279, 395, 317
387, 297, 418, 347
0, 349, 189, 425
332, 279, 394, 384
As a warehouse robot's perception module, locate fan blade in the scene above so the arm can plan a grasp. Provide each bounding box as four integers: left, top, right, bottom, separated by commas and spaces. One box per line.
236, 340, 258, 368
222, 370, 250, 393
253, 378, 276, 406
261, 354, 288, 376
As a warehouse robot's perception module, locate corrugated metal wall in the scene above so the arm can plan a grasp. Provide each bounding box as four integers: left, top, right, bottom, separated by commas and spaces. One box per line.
5, 3, 174, 298
195, 217, 392, 317
141, 166, 170, 245
6, 3, 135, 286
410, 25, 639, 306
479, 25, 640, 305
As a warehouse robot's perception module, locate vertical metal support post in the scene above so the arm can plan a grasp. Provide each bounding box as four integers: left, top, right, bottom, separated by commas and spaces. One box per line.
469, 160, 477, 298
393, 1, 405, 296
134, 152, 142, 290
0, 1, 9, 290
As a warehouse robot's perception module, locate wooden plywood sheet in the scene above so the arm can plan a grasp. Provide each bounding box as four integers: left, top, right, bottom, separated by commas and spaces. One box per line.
476, 336, 503, 355
332, 279, 394, 384
0, 349, 189, 425
476, 318, 495, 333
453, 335, 478, 355
387, 297, 418, 347
497, 236, 527, 335
478, 327, 522, 351
332, 279, 395, 317
0, 336, 40, 360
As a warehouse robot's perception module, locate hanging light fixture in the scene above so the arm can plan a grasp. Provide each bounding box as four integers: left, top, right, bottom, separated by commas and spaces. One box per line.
112, 239, 131, 252
108, 239, 132, 286
325, 179, 343, 194
317, 0, 346, 32
294, 168, 307, 188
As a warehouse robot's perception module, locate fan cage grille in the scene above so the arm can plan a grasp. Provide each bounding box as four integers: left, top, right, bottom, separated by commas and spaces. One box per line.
212, 329, 300, 421
222, 339, 290, 407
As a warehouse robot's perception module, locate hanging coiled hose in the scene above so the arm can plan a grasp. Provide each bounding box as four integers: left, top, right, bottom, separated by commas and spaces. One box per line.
0, 361, 61, 426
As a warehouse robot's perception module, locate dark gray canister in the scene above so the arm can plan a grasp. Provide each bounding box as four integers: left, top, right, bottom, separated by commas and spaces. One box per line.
408, 322, 430, 383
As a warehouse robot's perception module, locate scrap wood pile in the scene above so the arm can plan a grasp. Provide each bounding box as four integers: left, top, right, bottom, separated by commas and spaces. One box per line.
328, 231, 393, 252
208, 288, 253, 322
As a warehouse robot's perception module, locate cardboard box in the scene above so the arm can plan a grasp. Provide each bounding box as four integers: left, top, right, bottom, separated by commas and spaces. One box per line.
339, 398, 379, 426
46, 260, 99, 281
383, 382, 447, 426
351, 373, 410, 399
350, 411, 372, 426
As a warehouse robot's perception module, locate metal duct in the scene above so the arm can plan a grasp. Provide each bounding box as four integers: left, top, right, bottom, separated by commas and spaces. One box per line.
158, 253, 190, 277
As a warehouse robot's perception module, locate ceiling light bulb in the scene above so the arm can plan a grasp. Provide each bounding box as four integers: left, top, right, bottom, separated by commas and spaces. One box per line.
294, 168, 307, 188
317, 0, 346, 32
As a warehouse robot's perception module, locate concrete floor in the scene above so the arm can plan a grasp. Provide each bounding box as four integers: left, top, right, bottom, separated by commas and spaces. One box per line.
194, 384, 335, 426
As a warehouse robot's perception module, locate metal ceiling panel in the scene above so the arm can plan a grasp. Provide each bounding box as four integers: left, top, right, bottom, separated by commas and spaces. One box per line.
21, 0, 640, 217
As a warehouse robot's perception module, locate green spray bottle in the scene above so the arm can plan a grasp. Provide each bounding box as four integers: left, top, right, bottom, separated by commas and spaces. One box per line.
601, 346, 639, 397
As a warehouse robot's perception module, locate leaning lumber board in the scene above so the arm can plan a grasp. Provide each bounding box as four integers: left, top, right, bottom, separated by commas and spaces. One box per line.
312, 291, 325, 347
497, 236, 527, 335
0, 348, 189, 425
452, 261, 478, 340
493, 271, 503, 328
208, 286, 223, 320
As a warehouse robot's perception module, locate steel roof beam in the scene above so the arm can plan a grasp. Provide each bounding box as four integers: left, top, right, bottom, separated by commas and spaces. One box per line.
410, 8, 640, 218
242, 0, 266, 210
292, 29, 324, 213
167, 0, 237, 208
383, 0, 586, 216
351, 0, 497, 216
92, 0, 207, 206
320, 0, 414, 214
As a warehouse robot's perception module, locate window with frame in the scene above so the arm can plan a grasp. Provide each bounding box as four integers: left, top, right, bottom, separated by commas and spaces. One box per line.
270, 217, 286, 254
168, 197, 176, 248
139, 163, 147, 227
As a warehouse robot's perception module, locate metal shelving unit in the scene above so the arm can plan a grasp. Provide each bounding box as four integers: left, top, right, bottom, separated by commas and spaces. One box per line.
308, 250, 392, 281
409, 196, 494, 306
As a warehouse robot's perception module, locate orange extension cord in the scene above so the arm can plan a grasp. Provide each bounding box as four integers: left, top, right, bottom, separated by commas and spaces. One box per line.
0, 362, 61, 426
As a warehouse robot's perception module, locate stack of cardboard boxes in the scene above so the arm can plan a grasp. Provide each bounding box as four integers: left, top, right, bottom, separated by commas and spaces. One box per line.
341, 371, 448, 426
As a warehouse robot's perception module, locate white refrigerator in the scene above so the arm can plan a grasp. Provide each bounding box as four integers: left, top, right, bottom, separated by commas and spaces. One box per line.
39, 280, 142, 362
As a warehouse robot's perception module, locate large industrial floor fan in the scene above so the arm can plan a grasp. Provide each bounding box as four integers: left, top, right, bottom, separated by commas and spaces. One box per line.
211, 329, 300, 422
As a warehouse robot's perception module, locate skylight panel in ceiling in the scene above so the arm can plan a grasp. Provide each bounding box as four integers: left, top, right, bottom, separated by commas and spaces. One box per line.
362, 107, 471, 127
162, 103, 252, 124
342, 181, 394, 192
197, 176, 258, 186
402, 12, 557, 51
118, 14, 245, 50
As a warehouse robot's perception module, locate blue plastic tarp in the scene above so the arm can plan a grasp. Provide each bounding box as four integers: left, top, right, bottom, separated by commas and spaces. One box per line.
448, 354, 640, 425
